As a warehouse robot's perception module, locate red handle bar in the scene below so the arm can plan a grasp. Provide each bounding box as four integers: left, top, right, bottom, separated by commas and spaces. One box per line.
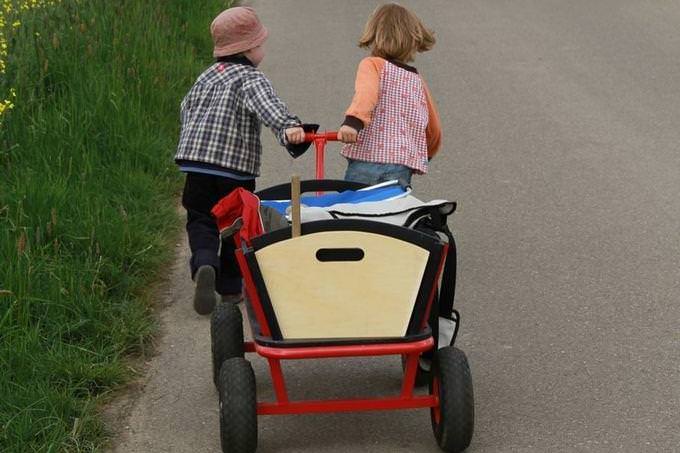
301, 131, 340, 179
304, 131, 339, 142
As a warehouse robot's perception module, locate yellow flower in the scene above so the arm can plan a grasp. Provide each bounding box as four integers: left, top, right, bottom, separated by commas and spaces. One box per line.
0, 0, 65, 125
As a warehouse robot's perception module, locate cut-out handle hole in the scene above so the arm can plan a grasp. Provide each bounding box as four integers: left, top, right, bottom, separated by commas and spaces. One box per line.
316, 248, 365, 262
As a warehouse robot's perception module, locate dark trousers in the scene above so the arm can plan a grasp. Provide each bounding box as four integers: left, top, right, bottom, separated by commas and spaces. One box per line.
181, 172, 256, 295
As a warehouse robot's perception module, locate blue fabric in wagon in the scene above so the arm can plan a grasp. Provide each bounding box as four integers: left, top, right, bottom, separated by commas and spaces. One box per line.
260, 180, 408, 215
260, 180, 455, 228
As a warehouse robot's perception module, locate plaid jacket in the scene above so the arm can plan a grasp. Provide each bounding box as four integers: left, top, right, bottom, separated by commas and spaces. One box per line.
175, 56, 300, 176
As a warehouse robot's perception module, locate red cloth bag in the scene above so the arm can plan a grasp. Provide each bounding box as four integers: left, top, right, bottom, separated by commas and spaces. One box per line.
211, 188, 264, 246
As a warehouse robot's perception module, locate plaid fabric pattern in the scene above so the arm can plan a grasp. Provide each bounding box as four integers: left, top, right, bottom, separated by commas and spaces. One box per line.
341, 62, 429, 173
175, 61, 301, 176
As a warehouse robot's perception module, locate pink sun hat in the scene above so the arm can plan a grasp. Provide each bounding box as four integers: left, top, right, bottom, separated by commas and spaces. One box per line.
211, 7, 268, 58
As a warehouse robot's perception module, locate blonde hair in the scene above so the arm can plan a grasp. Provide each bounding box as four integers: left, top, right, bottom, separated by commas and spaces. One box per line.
358, 3, 435, 63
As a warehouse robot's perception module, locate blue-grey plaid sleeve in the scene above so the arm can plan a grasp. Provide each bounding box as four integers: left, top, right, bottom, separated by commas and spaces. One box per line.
243, 72, 301, 146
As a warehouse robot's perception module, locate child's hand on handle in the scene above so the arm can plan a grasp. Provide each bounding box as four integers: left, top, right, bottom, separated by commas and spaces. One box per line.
285, 126, 305, 144
337, 125, 358, 143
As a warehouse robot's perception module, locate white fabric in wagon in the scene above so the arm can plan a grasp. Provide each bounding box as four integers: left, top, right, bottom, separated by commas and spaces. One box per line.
295, 195, 454, 228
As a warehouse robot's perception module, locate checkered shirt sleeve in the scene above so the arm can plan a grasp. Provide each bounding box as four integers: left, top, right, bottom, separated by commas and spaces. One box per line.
243, 73, 301, 145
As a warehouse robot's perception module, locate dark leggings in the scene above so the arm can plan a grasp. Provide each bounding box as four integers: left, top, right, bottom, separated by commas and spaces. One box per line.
181, 172, 255, 295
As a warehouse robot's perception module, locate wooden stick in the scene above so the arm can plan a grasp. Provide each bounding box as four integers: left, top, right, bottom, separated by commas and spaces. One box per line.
291, 175, 301, 237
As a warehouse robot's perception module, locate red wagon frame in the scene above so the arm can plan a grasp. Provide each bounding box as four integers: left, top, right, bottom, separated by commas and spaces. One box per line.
235, 228, 448, 417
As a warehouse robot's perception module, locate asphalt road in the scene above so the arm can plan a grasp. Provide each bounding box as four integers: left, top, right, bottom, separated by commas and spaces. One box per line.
110, 1, 680, 452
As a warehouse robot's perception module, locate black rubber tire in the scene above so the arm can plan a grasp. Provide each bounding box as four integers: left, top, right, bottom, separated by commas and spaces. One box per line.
211, 302, 244, 388
218, 358, 257, 453
430, 346, 474, 452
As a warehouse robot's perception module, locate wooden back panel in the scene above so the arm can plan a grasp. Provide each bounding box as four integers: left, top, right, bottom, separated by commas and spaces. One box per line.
254, 231, 429, 339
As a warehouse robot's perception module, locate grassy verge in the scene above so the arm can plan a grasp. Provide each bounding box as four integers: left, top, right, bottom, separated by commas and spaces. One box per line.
0, 0, 230, 451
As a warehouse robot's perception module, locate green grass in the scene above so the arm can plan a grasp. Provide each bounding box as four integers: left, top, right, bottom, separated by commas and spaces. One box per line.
0, 0, 231, 451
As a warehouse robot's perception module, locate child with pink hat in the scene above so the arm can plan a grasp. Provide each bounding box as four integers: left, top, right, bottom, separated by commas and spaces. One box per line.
175, 7, 310, 315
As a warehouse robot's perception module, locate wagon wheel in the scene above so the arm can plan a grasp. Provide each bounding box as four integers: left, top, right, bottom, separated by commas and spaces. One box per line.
430, 346, 474, 452
211, 302, 244, 387
219, 357, 257, 453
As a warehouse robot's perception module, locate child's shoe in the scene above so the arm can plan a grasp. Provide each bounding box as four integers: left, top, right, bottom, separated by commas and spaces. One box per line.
193, 265, 217, 315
